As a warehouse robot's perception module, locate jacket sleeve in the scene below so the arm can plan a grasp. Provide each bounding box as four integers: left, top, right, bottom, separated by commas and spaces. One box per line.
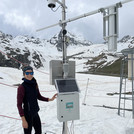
17, 85, 25, 117
37, 88, 49, 102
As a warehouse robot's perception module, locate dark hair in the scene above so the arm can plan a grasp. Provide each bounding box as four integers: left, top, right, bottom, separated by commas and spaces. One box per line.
22, 66, 33, 75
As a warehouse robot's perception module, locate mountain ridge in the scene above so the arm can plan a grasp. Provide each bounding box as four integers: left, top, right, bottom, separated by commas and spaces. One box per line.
0, 30, 134, 74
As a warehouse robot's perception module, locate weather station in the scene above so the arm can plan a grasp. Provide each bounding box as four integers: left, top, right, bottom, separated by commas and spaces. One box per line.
55, 79, 80, 122
40, 1, 79, 134
36, 0, 134, 133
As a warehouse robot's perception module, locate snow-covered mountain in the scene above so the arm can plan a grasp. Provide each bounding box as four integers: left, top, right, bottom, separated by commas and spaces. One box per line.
118, 35, 134, 45
0, 30, 134, 73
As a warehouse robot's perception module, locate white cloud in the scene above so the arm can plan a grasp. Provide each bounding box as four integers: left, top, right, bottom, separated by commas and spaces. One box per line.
4, 10, 35, 32
69, 27, 84, 38
0, 0, 134, 43
67, 2, 85, 15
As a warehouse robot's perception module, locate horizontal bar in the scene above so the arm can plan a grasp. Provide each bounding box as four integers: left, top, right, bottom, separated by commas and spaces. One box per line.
36, 0, 134, 32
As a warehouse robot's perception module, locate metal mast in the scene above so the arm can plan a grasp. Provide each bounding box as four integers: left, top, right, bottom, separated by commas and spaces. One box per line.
61, 1, 68, 133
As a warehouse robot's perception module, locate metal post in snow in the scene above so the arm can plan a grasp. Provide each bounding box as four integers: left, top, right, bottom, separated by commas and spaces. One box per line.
83, 78, 89, 105
131, 53, 134, 118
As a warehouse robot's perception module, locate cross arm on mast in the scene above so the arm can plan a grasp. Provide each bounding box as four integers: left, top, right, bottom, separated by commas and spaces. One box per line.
36, 0, 134, 32
36, 22, 59, 32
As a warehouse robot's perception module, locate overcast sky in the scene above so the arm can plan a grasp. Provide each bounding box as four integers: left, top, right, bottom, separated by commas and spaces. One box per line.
0, 0, 134, 43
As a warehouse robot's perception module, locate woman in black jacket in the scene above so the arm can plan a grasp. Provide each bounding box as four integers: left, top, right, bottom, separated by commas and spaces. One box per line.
17, 66, 57, 134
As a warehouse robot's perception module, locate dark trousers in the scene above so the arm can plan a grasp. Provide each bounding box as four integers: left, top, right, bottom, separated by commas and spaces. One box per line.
24, 113, 42, 134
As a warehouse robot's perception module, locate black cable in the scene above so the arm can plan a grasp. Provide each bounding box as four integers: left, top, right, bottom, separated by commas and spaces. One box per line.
51, 5, 61, 12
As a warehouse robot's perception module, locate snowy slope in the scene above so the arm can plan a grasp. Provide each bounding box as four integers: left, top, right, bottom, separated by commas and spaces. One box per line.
1, 32, 134, 133
0, 67, 134, 134
0, 31, 134, 72
0, 32, 61, 70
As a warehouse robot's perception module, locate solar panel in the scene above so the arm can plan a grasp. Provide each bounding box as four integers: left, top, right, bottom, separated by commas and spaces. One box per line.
55, 79, 79, 93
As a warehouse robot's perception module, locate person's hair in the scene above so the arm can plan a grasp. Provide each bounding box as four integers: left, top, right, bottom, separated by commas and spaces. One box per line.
22, 65, 33, 76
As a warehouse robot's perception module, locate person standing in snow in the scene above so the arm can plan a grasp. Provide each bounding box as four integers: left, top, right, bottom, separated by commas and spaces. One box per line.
17, 66, 57, 134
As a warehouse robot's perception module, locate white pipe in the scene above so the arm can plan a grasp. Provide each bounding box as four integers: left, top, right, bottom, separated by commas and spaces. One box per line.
36, 23, 59, 32
121, 0, 134, 4
56, 0, 67, 8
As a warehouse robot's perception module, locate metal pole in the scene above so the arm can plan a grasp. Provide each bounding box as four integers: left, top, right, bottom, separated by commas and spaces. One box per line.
131, 53, 134, 118
118, 58, 124, 115
62, 121, 68, 134
121, 0, 134, 4
108, 6, 117, 51
83, 78, 89, 105
61, 1, 68, 134
62, 0, 67, 64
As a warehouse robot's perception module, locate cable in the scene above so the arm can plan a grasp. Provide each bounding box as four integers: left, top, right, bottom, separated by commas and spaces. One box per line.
68, 121, 74, 134
0, 115, 21, 120
51, 5, 61, 12
0, 82, 17, 88
0, 82, 56, 92
0, 50, 26, 66
0, 114, 45, 124
70, 121, 74, 134
0, 50, 49, 75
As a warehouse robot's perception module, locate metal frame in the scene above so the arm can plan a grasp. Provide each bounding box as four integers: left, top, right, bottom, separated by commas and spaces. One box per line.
118, 48, 134, 118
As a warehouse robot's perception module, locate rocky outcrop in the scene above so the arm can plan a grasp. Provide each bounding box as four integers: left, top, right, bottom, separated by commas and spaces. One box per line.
118, 35, 134, 44
49, 31, 92, 51
0, 30, 134, 74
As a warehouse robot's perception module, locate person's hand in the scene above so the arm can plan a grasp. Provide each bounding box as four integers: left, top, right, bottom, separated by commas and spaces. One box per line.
22, 120, 28, 129
21, 116, 28, 129
49, 93, 57, 101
